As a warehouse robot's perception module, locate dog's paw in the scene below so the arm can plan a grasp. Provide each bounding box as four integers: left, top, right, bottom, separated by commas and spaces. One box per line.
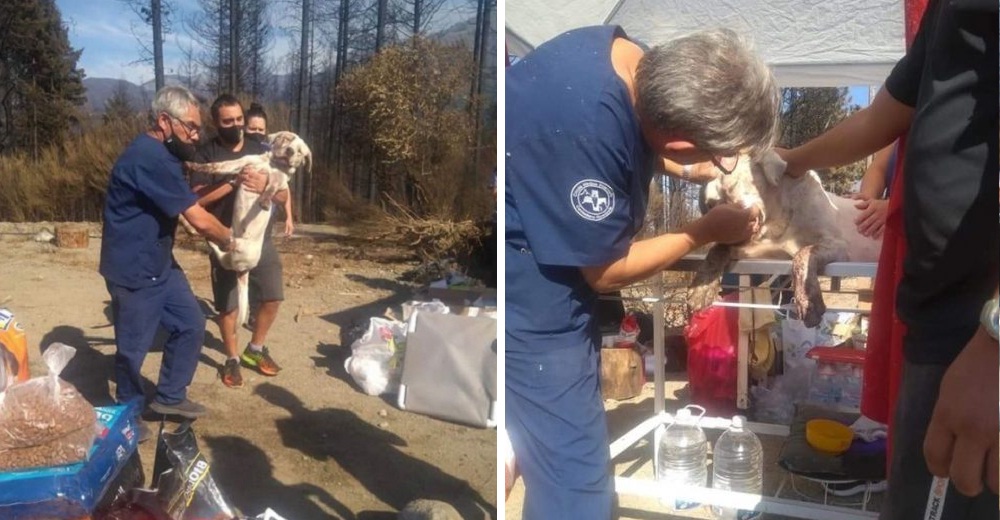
797, 294, 826, 328
687, 282, 720, 313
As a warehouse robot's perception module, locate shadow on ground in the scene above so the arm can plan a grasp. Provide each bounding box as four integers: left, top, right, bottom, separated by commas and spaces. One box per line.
255, 383, 497, 519
203, 434, 354, 519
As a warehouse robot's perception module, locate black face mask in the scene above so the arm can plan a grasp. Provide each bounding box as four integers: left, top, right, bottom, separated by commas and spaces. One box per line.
218, 125, 243, 145
245, 132, 266, 144
164, 134, 197, 162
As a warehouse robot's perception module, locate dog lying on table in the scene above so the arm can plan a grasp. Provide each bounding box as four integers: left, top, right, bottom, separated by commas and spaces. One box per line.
184, 131, 312, 325
688, 150, 881, 327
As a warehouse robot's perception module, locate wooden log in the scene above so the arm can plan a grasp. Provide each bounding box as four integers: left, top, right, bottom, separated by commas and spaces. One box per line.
600, 347, 644, 401
55, 224, 89, 249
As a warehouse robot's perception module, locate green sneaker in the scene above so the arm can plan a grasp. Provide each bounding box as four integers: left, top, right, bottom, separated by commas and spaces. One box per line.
240, 345, 281, 376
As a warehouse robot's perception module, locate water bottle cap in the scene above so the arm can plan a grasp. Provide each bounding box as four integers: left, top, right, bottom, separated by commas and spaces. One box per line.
731, 415, 747, 429
675, 408, 692, 423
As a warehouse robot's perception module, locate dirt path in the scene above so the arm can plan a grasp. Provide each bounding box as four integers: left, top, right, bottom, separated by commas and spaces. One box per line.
0, 222, 497, 519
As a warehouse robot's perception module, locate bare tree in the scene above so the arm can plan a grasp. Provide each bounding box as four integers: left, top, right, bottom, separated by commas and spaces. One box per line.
186, 0, 271, 96
119, 0, 173, 90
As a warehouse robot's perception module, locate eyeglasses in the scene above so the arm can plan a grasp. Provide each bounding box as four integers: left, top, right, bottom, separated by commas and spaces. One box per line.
712, 155, 740, 176
165, 113, 201, 138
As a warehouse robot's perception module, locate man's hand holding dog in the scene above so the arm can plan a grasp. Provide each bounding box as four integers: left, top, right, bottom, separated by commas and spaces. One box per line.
238, 166, 269, 193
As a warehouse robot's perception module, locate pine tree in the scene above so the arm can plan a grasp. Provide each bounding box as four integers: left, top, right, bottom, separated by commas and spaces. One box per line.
103, 82, 137, 125
0, 0, 86, 155
780, 87, 864, 195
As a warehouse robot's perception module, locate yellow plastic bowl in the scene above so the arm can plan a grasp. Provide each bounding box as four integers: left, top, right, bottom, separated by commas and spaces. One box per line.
806, 419, 853, 455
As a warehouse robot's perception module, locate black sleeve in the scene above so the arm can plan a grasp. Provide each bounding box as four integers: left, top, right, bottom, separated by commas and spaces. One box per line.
884, 0, 937, 107
189, 143, 216, 187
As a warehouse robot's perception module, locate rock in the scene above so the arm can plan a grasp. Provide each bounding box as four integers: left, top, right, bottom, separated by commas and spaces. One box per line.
398, 499, 462, 520
378, 409, 388, 417
32, 230, 54, 243
378, 421, 389, 429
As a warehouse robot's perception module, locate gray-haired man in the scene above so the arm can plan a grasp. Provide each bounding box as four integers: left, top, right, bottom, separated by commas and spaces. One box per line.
506, 27, 779, 519
100, 86, 234, 425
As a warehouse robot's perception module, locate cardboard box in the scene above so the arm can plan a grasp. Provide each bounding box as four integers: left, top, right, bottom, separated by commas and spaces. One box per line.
416, 286, 497, 309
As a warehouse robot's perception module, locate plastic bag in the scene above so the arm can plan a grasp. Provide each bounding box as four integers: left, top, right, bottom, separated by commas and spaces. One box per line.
344, 317, 408, 396
683, 294, 739, 416
780, 306, 859, 376
0, 343, 97, 471
152, 421, 237, 520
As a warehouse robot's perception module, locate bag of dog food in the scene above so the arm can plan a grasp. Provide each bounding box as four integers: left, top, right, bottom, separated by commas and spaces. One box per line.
0, 308, 29, 392
152, 421, 238, 520
0, 343, 97, 471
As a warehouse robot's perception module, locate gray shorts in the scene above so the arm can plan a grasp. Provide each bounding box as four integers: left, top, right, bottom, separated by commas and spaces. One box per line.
880, 360, 998, 520
210, 238, 284, 314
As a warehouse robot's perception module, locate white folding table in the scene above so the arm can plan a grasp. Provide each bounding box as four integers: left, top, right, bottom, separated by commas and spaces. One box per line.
609, 254, 879, 519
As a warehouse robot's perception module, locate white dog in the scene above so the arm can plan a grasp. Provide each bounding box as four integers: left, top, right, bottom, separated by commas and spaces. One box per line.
688, 150, 881, 327
184, 131, 312, 324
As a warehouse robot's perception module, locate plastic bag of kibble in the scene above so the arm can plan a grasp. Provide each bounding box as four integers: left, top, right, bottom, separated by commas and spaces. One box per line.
0, 342, 97, 470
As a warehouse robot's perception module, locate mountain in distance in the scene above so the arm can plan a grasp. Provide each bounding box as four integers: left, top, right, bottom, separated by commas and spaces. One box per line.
81, 14, 495, 114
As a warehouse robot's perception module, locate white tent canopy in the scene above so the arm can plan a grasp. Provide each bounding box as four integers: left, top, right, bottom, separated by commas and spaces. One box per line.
505, 0, 905, 87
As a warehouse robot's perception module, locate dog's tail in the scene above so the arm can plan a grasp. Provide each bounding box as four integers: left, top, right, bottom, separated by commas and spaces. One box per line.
237, 271, 250, 326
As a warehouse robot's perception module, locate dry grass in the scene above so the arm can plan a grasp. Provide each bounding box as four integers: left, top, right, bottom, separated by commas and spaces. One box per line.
363, 196, 487, 262
0, 119, 143, 222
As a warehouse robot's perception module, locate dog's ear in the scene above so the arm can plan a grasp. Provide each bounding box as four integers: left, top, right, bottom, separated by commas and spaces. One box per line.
757, 149, 787, 187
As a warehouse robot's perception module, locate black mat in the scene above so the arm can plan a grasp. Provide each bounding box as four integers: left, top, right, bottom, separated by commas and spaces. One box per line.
777, 403, 886, 481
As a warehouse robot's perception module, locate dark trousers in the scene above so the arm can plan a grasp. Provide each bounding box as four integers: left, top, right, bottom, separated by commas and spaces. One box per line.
105, 268, 205, 406
880, 361, 999, 520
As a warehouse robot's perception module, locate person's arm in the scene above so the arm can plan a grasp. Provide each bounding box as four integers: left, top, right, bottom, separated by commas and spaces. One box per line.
858, 143, 894, 200
182, 202, 234, 250
580, 203, 757, 292
780, 89, 913, 178
660, 157, 721, 184
192, 179, 236, 207
280, 189, 294, 236
924, 285, 1000, 497
851, 143, 894, 238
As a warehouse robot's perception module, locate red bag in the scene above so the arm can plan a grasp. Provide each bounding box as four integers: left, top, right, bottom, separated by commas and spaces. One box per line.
684, 293, 739, 417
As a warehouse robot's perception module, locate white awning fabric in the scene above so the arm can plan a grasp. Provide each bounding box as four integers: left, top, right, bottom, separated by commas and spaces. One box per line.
505, 0, 905, 87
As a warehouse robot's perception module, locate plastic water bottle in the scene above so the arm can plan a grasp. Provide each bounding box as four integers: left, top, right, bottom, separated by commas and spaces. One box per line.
711, 415, 764, 520
657, 405, 708, 510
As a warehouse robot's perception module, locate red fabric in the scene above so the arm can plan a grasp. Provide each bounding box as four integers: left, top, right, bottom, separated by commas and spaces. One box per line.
860, 0, 928, 475
904, 0, 930, 48
684, 293, 740, 418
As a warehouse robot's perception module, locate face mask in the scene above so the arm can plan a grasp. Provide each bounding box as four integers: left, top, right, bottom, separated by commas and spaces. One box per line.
218, 125, 243, 145
164, 135, 197, 162
245, 132, 266, 144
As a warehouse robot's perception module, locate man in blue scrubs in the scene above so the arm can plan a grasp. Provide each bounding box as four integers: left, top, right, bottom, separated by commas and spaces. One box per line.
100, 86, 235, 422
506, 27, 781, 518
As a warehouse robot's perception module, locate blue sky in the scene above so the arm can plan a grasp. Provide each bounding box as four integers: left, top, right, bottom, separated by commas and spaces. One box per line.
57, 0, 204, 81
848, 85, 871, 107
56, 0, 477, 82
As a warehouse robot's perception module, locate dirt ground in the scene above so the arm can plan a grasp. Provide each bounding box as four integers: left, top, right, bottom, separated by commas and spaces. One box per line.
0, 222, 497, 520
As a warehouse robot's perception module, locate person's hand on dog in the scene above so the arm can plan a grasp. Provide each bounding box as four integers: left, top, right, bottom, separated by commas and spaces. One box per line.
850, 193, 888, 239
238, 166, 269, 193
687, 203, 759, 246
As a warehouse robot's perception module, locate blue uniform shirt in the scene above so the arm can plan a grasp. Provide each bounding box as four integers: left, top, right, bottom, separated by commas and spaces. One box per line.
100, 134, 199, 289
506, 25, 652, 354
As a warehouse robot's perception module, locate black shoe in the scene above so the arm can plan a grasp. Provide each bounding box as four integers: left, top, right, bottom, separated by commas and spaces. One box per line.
149, 398, 208, 419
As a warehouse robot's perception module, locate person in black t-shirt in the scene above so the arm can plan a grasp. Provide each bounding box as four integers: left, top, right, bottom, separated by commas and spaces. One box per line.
190, 94, 287, 388
778, 2, 997, 518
